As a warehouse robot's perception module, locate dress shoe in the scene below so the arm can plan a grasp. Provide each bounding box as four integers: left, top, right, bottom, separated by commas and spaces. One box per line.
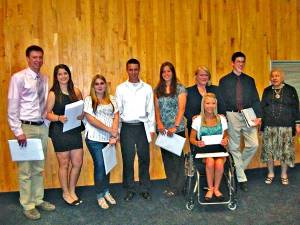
239, 182, 248, 192
124, 191, 135, 201
62, 197, 80, 206
36, 201, 56, 211
23, 208, 40, 220
140, 192, 151, 200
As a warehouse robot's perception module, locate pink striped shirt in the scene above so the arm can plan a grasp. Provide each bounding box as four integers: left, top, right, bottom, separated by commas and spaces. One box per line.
7, 68, 48, 136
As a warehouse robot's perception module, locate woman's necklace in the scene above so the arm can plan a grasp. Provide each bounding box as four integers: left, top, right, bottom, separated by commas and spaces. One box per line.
271, 84, 284, 119
272, 83, 284, 99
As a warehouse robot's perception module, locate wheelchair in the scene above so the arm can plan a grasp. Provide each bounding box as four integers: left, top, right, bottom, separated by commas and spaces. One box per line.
184, 145, 238, 211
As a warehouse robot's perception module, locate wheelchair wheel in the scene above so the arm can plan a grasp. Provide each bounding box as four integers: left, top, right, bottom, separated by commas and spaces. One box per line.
186, 200, 194, 211
227, 202, 237, 211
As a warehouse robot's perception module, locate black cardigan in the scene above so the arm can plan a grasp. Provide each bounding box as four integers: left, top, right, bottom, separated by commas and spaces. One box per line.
261, 83, 300, 135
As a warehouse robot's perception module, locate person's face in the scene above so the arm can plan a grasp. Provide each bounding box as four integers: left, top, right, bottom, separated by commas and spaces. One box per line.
232, 57, 245, 75
270, 71, 284, 87
26, 50, 43, 73
127, 64, 140, 83
94, 78, 106, 95
195, 69, 209, 86
162, 65, 173, 83
57, 68, 70, 86
204, 97, 216, 114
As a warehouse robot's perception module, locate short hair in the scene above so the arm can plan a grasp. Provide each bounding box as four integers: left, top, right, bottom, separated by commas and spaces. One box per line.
194, 65, 211, 85
25, 45, 44, 57
126, 58, 140, 68
231, 51, 246, 62
270, 68, 285, 80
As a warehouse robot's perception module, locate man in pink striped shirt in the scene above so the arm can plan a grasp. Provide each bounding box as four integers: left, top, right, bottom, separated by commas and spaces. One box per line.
7, 45, 55, 220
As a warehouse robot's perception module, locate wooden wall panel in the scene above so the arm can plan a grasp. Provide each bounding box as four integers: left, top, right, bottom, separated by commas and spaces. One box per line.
0, 0, 299, 192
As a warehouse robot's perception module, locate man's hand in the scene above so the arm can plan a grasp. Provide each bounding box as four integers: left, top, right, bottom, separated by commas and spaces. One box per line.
252, 118, 262, 127
17, 134, 27, 147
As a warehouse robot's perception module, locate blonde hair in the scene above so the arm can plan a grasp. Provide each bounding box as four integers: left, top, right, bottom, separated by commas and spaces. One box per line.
200, 92, 220, 126
89, 74, 113, 113
195, 65, 211, 86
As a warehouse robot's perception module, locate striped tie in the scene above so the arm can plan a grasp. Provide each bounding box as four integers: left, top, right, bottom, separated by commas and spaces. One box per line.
36, 74, 45, 116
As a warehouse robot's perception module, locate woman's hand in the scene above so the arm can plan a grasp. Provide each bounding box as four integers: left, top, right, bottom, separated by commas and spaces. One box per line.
221, 137, 228, 146
167, 127, 177, 137
77, 113, 84, 120
197, 140, 205, 148
157, 123, 166, 135
58, 115, 68, 123
109, 137, 118, 145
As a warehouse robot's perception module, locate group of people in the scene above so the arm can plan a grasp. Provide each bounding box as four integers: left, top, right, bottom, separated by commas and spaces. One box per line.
7, 45, 300, 220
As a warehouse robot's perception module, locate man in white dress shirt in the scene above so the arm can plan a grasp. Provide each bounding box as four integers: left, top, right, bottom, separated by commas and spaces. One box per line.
7, 45, 55, 220
116, 58, 155, 201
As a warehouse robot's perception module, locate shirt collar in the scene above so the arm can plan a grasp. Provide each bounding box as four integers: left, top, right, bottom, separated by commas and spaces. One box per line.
27, 67, 40, 79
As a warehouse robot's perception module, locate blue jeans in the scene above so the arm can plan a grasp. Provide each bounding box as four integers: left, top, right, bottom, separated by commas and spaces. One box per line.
85, 139, 110, 199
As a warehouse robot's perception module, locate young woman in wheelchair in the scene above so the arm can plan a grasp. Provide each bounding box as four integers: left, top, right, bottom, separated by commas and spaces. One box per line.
189, 93, 228, 202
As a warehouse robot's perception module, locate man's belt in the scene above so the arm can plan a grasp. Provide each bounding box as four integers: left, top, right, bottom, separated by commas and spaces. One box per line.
21, 120, 44, 126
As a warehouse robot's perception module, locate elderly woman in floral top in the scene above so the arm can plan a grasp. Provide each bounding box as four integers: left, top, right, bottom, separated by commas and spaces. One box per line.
154, 61, 187, 197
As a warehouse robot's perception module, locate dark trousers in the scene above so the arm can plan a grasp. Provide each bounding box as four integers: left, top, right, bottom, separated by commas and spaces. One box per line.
85, 139, 110, 199
161, 131, 185, 194
120, 122, 150, 192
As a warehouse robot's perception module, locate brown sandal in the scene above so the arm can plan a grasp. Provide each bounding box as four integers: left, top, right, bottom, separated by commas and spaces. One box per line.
265, 176, 274, 184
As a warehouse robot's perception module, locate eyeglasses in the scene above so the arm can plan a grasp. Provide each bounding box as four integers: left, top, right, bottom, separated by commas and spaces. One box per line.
94, 82, 105, 85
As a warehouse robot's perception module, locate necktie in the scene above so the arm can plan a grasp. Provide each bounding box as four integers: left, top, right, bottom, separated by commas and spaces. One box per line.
236, 76, 243, 111
36, 75, 45, 116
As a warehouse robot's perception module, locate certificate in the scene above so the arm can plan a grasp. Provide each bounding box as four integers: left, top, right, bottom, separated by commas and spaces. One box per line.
195, 152, 229, 159
241, 107, 257, 127
155, 132, 186, 156
63, 100, 84, 132
8, 139, 44, 161
202, 134, 223, 145
102, 144, 117, 174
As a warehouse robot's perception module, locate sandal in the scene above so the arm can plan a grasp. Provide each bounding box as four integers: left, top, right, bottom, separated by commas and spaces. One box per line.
265, 176, 274, 184
98, 198, 109, 209
104, 193, 116, 205
281, 177, 289, 185
166, 191, 175, 198
204, 189, 213, 202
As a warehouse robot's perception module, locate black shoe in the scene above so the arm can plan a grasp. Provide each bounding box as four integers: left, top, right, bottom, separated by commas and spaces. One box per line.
62, 197, 80, 206
215, 194, 225, 202
124, 191, 135, 201
239, 182, 248, 192
140, 192, 151, 200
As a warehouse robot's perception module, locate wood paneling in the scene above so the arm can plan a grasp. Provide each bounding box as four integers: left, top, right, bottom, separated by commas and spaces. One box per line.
0, 0, 299, 192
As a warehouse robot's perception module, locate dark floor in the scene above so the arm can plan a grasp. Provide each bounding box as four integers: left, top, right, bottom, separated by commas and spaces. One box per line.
0, 165, 299, 225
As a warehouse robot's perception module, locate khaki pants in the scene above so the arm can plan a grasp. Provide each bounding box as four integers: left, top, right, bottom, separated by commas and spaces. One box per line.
226, 112, 259, 182
17, 123, 48, 210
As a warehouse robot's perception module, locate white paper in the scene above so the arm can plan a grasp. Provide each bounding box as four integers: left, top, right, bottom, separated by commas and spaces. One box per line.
155, 132, 186, 156
8, 139, 44, 161
102, 144, 117, 174
144, 122, 152, 143
241, 107, 257, 127
195, 152, 229, 159
202, 134, 223, 145
63, 100, 84, 132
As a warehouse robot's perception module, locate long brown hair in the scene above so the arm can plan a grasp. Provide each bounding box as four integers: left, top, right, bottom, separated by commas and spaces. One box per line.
155, 61, 178, 98
90, 74, 113, 113
50, 64, 78, 103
